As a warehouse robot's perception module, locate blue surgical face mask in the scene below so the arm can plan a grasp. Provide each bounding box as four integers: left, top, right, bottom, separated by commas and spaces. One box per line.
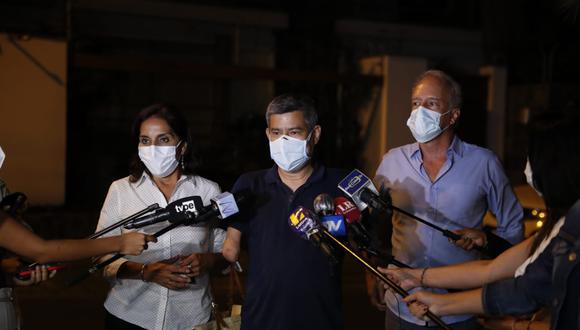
406, 106, 451, 143
269, 132, 312, 172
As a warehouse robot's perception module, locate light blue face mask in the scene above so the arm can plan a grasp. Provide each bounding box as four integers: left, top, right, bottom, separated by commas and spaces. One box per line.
406, 106, 451, 143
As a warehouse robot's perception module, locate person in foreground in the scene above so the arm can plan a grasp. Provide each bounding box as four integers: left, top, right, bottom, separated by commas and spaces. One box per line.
222, 94, 346, 330
368, 70, 523, 329
95, 104, 228, 330
382, 110, 580, 330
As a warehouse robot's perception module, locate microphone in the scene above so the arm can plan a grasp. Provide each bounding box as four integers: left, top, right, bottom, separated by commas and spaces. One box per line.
313, 194, 334, 215
337, 169, 379, 211
289, 206, 449, 330
334, 196, 409, 268
289, 206, 338, 263
313, 194, 346, 237
334, 196, 370, 243
124, 196, 203, 229
341, 170, 511, 258
0, 192, 27, 217
70, 191, 246, 286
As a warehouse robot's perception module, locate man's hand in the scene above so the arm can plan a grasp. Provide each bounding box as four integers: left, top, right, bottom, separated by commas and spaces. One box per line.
366, 271, 386, 311
452, 228, 487, 251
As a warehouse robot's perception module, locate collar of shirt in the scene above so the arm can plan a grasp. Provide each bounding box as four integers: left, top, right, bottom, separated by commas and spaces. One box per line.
264, 163, 326, 191
409, 135, 465, 161
133, 171, 193, 189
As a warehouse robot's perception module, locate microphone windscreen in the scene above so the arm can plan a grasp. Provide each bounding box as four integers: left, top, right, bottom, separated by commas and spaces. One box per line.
289, 206, 320, 239
313, 193, 334, 216
334, 197, 362, 224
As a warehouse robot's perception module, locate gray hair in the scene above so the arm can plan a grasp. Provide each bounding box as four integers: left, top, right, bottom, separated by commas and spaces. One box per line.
265, 94, 318, 131
413, 70, 462, 109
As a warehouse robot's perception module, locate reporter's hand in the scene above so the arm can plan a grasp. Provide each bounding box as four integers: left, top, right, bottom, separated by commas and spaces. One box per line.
142, 261, 192, 290
452, 228, 487, 251
403, 291, 443, 320
377, 266, 421, 290
119, 232, 157, 255
13, 265, 57, 286
366, 272, 386, 311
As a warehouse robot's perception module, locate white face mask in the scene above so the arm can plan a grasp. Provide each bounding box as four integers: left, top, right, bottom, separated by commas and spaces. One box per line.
524, 158, 542, 196
138, 142, 182, 178
0, 146, 5, 169
406, 106, 451, 143
269, 133, 312, 172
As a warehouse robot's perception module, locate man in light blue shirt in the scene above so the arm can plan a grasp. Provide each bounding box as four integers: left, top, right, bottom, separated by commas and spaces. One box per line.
369, 70, 523, 329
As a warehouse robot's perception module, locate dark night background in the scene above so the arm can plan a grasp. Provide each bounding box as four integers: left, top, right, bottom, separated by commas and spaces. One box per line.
1, 0, 579, 329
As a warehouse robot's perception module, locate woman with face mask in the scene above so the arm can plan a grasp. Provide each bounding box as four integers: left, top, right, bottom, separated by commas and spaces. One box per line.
95, 104, 228, 330
378, 110, 580, 330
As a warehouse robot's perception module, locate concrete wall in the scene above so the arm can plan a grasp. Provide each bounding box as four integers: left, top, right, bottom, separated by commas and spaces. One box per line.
0, 33, 66, 205
358, 55, 426, 176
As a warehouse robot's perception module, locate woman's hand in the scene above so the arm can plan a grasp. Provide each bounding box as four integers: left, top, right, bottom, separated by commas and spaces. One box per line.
403, 291, 444, 320
142, 260, 192, 290
176, 253, 208, 277
119, 232, 157, 255
12, 265, 57, 286
377, 266, 421, 290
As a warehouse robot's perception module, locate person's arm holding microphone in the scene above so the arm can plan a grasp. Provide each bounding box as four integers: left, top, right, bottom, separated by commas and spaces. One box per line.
0, 211, 152, 264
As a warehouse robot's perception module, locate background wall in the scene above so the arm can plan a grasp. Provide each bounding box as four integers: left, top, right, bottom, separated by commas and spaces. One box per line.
0, 33, 67, 205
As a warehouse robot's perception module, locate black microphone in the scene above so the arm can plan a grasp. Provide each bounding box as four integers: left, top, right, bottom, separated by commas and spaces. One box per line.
341, 170, 512, 258
124, 196, 203, 229
69, 191, 246, 286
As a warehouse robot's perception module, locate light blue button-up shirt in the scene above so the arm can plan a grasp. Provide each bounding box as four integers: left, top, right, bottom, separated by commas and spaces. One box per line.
375, 136, 523, 326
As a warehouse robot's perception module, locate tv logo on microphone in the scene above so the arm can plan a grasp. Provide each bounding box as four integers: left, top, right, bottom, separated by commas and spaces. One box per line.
174, 200, 199, 214
321, 215, 346, 237
338, 170, 369, 196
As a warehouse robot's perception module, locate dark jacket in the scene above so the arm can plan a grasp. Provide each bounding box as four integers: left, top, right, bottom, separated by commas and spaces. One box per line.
482, 199, 580, 330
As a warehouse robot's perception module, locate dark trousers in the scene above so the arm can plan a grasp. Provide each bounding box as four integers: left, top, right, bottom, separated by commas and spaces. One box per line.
104, 310, 146, 330
386, 307, 483, 330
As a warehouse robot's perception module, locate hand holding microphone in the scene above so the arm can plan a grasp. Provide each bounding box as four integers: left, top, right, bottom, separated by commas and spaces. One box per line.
288, 204, 451, 330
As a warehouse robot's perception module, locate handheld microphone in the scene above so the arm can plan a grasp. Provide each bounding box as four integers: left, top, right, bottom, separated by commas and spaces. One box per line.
70, 191, 246, 287
341, 170, 511, 258
334, 196, 409, 268
314, 194, 346, 237
313, 194, 335, 216
289, 206, 449, 330
289, 206, 338, 263
124, 196, 203, 229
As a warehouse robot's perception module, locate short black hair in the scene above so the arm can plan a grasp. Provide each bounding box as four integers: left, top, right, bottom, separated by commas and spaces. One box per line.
129, 103, 198, 182
265, 94, 318, 131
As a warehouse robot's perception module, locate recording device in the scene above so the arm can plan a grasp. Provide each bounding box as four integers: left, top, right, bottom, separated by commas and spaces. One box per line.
124, 196, 204, 229
337, 170, 379, 211
289, 206, 337, 264
16, 264, 67, 280
334, 196, 409, 268
313, 194, 346, 237
289, 204, 449, 330
340, 169, 512, 258
68, 192, 246, 287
